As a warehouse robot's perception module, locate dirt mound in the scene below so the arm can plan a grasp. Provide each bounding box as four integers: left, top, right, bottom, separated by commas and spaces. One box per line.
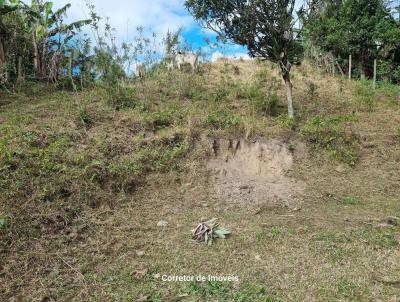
205, 138, 304, 205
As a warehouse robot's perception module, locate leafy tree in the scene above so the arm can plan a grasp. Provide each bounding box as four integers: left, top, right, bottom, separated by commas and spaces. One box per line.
185, 0, 303, 118
163, 28, 182, 56
303, 0, 400, 80
28, 1, 91, 79
0, 0, 19, 82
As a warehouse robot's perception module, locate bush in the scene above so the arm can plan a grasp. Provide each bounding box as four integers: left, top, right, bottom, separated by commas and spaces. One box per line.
153, 135, 190, 172
203, 110, 241, 130
248, 84, 279, 116
143, 110, 178, 131
107, 85, 138, 110
301, 115, 359, 165
306, 81, 319, 102
354, 81, 375, 111
276, 114, 295, 129
78, 108, 92, 128
109, 158, 144, 192
213, 86, 229, 102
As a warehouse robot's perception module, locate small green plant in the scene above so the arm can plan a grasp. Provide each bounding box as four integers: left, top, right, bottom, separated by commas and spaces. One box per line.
107, 85, 138, 110
153, 135, 190, 172
341, 196, 362, 205
354, 81, 375, 111
203, 110, 240, 130
288, 143, 296, 152
336, 280, 367, 299
109, 158, 145, 192
276, 114, 295, 129
306, 81, 319, 102
338, 79, 345, 96
187, 281, 231, 300
0, 218, 8, 232
234, 284, 283, 302
192, 218, 231, 245
144, 110, 176, 131
213, 86, 229, 102
248, 83, 279, 116
78, 108, 92, 127
301, 115, 359, 165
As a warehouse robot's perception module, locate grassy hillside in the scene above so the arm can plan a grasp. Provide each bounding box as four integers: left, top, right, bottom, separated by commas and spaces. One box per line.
1, 60, 400, 301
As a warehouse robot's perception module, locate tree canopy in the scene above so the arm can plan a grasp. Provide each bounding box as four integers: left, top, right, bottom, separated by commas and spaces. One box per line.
303, 0, 400, 80
185, 0, 304, 117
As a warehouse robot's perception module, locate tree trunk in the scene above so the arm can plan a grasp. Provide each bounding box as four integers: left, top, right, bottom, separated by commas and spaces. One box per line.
0, 38, 5, 66
68, 50, 73, 78
283, 73, 294, 118
32, 32, 39, 76
17, 56, 23, 84
41, 43, 47, 76
0, 38, 9, 84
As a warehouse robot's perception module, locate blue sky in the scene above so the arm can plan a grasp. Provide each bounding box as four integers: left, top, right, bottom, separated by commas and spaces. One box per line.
53, 0, 304, 61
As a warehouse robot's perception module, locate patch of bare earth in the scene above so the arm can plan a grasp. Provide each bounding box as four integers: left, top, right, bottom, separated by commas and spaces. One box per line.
204, 137, 304, 208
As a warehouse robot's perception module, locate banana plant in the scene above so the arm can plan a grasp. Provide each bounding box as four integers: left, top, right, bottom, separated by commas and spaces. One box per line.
27, 0, 91, 80
0, 0, 20, 83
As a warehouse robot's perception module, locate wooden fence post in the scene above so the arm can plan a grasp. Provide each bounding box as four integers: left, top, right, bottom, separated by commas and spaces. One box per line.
373, 59, 377, 90
348, 54, 352, 80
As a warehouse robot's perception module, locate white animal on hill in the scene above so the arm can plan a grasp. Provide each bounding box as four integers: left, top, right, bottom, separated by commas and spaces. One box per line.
136, 63, 145, 79
173, 51, 199, 73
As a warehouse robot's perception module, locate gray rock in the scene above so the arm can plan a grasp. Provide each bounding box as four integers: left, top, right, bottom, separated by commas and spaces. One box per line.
157, 220, 169, 227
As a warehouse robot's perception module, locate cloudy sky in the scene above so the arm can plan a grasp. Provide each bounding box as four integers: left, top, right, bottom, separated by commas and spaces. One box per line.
52, 0, 303, 60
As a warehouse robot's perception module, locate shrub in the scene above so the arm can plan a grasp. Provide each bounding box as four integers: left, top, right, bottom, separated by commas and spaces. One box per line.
78, 108, 92, 128
354, 81, 375, 111
154, 136, 190, 172
203, 110, 240, 130
0, 218, 8, 233
143, 110, 178, 131
276, 114, 295, 129
107, 85, 138, 110
306, 81, 319, 102
109, 158, 145, 192
248, 84, 279, 116
213, 86, 229, 102
301, 115, 359, 165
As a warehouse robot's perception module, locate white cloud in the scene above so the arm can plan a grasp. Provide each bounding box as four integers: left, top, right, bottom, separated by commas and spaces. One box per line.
52, 0, 195, 40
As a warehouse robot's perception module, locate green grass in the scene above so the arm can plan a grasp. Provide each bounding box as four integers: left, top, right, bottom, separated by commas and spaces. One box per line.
301, 114, 360, 165
1, 61, 400, 301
